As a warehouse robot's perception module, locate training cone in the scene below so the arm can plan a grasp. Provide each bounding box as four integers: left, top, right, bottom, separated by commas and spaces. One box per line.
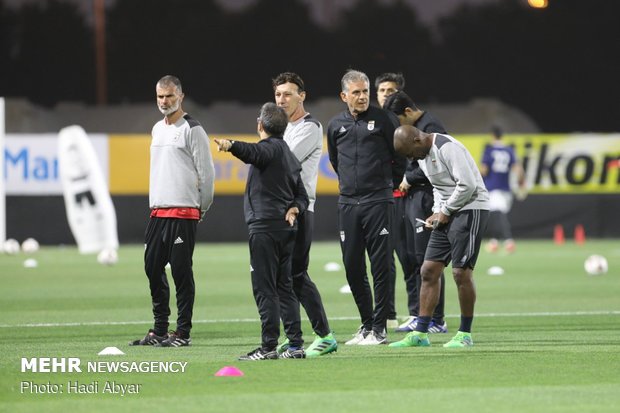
215, 366, 244, 377
98, 347, 125, 356
607, 159, 620, 169
553, 224, 565, 245
574, 224, 586, 245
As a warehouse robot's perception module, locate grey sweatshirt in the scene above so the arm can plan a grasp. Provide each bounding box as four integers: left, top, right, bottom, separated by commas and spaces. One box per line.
149, 114, 215, 215
418, 133, 489, 215
283, 113, 323, 212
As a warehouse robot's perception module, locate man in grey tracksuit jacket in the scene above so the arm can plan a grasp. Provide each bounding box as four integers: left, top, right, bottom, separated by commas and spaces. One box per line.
390, 125, 489, 349
136, 75, 215, 348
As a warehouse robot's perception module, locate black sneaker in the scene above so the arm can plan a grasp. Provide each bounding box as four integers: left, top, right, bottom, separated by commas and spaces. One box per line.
129, 329, 168, 346
238, 347, 278, 361
278, 347, 306, 359
155, 331, 191, 347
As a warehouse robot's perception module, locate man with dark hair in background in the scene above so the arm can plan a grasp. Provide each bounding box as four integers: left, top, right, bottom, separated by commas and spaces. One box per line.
215, 103, 309, 360
375, 72, 405, 108
131, 75, 215, 348
327, 69, 403, 346
375, 72, 408, 331
272, 72, 337, 357
383, 91, 448, 335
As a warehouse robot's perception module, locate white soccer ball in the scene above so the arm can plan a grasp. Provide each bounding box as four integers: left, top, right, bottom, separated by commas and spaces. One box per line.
21, 238, 40, 254
97, 248, 119, 266
3, 238, 20, 255
584, 254, 608, 276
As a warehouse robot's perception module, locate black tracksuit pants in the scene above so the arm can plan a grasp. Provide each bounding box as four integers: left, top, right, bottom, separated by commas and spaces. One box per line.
339, 201, 394, 333
144, 217, 197, 337
249, 229, 303, 350
405, 189, 445, 321
388, 196, 411, 320
291, 211, 331, 337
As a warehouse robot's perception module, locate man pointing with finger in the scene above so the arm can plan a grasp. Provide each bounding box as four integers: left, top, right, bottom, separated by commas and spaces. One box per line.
215, 103, 309, 361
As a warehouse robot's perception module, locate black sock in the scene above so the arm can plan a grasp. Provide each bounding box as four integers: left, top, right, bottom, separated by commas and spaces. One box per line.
459, 316, 473, 333
415, 316, 432, 333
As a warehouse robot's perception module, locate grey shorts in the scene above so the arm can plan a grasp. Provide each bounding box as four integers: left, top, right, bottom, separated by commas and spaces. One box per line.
425, 209, 489, 269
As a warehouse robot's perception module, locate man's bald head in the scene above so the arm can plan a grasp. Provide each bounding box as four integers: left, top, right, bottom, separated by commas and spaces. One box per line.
394, 125, 431, 160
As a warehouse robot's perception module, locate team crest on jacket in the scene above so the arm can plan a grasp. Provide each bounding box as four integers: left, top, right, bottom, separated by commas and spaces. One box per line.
340, 231, 345, 242
367, 120, 375, 131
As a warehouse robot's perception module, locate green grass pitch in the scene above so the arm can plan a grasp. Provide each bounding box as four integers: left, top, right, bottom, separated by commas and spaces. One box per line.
1, 240, 619, 412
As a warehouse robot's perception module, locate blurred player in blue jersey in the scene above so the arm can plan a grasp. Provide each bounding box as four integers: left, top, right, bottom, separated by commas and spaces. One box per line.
480, 126, 525, 254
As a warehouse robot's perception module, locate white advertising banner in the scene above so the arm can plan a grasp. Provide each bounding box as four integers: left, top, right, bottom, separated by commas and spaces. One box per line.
4, 134, 108, 195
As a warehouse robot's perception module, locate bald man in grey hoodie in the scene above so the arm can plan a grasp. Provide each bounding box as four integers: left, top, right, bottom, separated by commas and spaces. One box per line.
389, 125, 489, 349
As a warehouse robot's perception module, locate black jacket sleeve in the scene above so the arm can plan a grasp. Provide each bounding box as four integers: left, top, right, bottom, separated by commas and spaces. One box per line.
291, 174, 309, 215
385, 111, 407, 188
229, 140, 275, 168
326, 122, 339, 175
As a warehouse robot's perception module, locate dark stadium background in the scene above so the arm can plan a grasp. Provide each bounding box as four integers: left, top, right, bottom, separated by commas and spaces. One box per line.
1, 0, 618, 244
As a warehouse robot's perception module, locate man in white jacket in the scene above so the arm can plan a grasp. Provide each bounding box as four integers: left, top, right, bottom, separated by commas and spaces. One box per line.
272, 72, 337, 357
131, 75, 215, 348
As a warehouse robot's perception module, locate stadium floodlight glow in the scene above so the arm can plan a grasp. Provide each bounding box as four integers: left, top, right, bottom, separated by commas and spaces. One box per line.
528, 0, 548, 9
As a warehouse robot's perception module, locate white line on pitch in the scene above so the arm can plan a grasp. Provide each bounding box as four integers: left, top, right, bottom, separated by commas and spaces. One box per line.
0, 310, 618, 328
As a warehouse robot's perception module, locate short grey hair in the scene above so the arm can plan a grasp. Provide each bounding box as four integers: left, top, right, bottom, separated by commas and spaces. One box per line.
259, 102, 288, 136
341, 69, 369, 93
157, 75, 183, 94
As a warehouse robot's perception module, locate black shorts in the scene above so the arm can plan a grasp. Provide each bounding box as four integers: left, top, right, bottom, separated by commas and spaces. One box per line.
425, 209, 489, 269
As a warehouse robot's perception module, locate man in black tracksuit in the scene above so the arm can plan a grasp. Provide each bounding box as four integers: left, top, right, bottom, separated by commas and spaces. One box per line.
384, 91, 448, 334
215, 103, 309, 361
327, 69, 403, 345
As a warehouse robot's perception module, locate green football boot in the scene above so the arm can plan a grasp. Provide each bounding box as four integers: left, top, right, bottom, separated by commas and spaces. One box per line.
443, 331, 473, 348
306, 333, 338, 357
276, 338, 290, 355
388, 331, 430, 348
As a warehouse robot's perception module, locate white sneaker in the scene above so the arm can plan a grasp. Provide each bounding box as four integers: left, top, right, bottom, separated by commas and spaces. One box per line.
345, 326, 369, 345
358, 330, 387, 346
427, 320, 448, 334
386, 319, 399, 329
395, 316, 417, 332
